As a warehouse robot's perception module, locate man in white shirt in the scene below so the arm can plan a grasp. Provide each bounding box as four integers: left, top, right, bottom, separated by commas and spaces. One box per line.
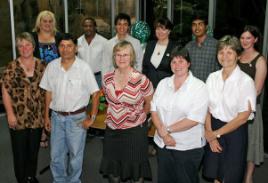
101, 13, 143, 76
40, 33, 99, 183
77, 17, 107, 87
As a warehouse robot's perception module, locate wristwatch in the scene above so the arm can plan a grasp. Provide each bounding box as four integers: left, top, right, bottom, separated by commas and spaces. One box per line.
166, 127, 172, 134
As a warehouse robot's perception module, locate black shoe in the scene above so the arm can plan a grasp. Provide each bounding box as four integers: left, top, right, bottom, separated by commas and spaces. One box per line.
26, 177, 39, 183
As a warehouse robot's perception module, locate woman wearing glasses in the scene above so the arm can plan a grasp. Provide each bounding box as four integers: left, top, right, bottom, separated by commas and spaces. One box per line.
100, 41, 154, 183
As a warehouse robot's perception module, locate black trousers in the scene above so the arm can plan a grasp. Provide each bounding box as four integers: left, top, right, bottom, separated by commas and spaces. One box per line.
157, 147, 204, 183
10, 128, 42, 183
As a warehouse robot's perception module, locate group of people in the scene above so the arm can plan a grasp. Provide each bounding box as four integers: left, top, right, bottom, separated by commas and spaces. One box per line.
1, 9, 267, 183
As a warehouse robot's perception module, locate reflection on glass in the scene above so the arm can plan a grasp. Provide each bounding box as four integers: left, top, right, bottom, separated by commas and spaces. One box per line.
13, 0, 64, 33
115, 0, 136, 24
153, 0, 168, 19
215, 0, 266, 39
0, 1, 12, 67
173, 0, 208, 45
68, 0, 111, 39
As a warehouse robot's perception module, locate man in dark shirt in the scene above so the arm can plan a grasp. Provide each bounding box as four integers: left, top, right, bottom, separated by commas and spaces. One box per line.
185, 13, 219, 82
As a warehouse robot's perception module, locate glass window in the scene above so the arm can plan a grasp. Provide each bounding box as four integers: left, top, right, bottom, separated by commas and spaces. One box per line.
173, 0, 209, 45
153, 0, 168, 18
0, 1, 12, 67
215, 0, 266, 39
68, 0, 111, 39
144, 0, 209, 45
115, 0, 137, 24
13, 0, 64, 34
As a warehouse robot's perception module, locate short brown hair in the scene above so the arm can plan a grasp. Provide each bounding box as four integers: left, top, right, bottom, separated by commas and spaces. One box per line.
217, 35, 242, 55
16, 32, 35, 48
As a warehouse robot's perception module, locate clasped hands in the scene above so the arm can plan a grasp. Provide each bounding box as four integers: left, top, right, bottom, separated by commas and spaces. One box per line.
205, 130, 222, 153
157, 126, 176, 147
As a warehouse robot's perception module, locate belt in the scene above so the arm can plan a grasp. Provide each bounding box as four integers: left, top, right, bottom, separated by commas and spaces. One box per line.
55, 107, 87, 116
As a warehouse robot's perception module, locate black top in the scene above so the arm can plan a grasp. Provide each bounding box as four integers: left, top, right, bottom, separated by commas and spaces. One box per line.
142, 40, 177, 88
238, 54, 262, 103
31, 31, 62, 62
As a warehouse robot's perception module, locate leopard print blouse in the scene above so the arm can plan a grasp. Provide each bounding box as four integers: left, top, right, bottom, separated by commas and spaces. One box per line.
1, 58, 46, 130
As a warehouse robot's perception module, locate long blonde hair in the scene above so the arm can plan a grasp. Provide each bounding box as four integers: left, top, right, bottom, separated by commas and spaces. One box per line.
32, 10, 58, 35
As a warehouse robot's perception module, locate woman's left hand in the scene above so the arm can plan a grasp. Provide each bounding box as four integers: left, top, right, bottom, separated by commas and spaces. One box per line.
205, 130, 217, 142
209, 139, 222, 153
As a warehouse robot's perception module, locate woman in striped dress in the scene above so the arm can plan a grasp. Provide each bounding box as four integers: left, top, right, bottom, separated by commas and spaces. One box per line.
100, 40, 154, 183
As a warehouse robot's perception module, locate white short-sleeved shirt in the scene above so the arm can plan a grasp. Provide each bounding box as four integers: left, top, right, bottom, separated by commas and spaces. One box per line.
206, 66, 256, 122
39, 57, 99, 112
101, 34, 143, 76
151, 72, 209, 151
77, 33, 107, 73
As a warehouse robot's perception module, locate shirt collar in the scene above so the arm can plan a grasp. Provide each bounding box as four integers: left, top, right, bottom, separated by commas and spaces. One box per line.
82, 34, 97, 45
193, 35, 210, 47
219, 65, 241, 82
167, 71, 193, 92
115, 34, 130, 41
59, 56, 79, 70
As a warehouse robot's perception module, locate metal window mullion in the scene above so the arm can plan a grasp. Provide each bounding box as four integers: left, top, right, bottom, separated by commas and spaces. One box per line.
64, 0, 69, 33
136, 0, 140, 21
9, 0, 16, 59
167, 0, 173, 21
208, 0, 216, 30
260, 0, 268, 108
111, 0, 115, 37
262, 0, 268, 58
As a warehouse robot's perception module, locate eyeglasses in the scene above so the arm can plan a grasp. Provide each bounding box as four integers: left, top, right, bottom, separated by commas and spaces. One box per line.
114, 54, 130, 59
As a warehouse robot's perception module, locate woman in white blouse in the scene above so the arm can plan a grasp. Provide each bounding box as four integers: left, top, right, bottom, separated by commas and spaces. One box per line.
203, 35, 256, 183
151, 47, 208, 183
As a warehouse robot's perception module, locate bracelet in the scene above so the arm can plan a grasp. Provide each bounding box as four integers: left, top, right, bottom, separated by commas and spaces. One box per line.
90, 114, 96, 122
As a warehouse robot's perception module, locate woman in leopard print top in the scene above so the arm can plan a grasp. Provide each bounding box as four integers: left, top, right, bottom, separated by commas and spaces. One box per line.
1, 32, 46, 183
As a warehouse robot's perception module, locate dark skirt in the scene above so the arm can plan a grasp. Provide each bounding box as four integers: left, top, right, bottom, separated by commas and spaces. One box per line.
203, 117, 248, 183
99, 123, 152, 181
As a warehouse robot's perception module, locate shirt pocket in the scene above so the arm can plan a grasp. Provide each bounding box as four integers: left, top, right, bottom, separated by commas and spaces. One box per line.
68, 79, 82, 91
